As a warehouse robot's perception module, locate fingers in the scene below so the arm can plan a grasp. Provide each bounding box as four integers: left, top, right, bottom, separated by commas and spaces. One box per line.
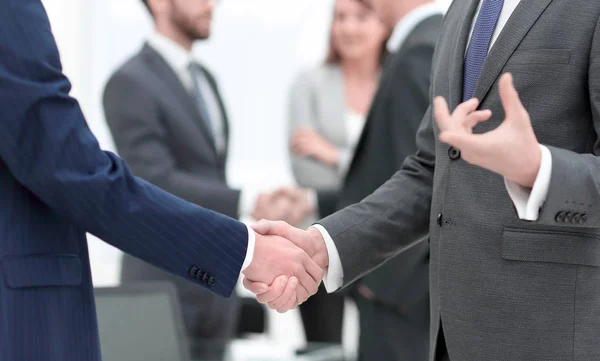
295, 283, 311, 305
275, 292, 298, 313
439, 131, 489, 160
290, 137, 312, 155
435, 96, 485, 132
303, 256, 324, 286
454, 97, 480, 117
254, 275, 290, 304
499, 73, 525, 120
463, 109, 493, 129
294, 263, 319, 303
438, 130, 473, 149
242, 277, 269, 295
266, 277, 298, 310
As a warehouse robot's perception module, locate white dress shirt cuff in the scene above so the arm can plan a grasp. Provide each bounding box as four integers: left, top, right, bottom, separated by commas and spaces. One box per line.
504, 144, 552, 221
239, 188, 259, 218
240, 225, 256, 271
310, 224, 344, 293
337, 147, 353, 177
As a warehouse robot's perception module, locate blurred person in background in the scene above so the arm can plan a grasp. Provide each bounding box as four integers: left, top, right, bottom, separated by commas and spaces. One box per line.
103, 0, 310, 358
287, 0, 389, 345
288, 0, 443, 358
333, 0, 443, 360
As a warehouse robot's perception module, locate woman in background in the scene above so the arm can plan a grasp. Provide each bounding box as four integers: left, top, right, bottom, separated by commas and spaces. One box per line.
287, 0, 389, 345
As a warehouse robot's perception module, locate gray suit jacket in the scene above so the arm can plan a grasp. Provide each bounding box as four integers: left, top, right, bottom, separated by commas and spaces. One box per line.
288, 64, 353, 192
319, 1, 600, 360
103, 44, 239, 348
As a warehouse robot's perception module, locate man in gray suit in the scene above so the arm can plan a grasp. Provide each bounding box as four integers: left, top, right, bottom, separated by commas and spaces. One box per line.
248, 1, 600, 360
103, 0, 307, 358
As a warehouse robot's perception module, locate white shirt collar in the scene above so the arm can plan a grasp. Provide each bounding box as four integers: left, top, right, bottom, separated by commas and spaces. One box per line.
148, 32, 196, 73
386, 3, 445, 53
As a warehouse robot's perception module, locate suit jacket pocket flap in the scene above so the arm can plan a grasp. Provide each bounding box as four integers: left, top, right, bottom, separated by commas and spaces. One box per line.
502, 228, 600, 267
509, 48, 571, 65
510, 49, 571, 64
3, 254, 82, 288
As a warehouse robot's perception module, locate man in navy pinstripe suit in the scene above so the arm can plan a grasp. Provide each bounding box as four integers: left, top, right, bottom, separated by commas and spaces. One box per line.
0, 1, 322, 360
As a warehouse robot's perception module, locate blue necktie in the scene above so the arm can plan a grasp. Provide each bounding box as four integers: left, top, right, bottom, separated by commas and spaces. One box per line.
188, 62, 215, 141
463, 0, 505, 101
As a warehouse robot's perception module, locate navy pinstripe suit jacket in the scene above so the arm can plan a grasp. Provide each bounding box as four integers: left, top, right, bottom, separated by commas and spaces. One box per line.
0, 1, 248, 360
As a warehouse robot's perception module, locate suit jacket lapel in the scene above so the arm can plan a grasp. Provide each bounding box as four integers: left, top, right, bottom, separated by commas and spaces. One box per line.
448, 0, 481, 111
142, 44, 217, 153
471, 0, 555, 103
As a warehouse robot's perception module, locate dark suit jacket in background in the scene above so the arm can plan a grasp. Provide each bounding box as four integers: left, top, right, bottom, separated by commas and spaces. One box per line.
0, 2, 247, 360
103, 44, 241, 351
338, 15, 442, 361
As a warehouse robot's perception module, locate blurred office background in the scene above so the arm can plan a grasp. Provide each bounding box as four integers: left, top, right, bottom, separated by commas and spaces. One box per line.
42, 0, 452, 359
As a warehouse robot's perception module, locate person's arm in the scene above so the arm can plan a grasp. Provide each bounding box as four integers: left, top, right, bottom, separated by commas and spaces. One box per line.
530, 17, 600, 228
287, 71, 344, 185
103, 72, 242, 218
317, 104, 436, 289
0, 0, 251, 297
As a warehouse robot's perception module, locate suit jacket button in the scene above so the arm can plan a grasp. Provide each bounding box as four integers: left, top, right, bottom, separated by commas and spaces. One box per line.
202, 272, 210, 284
564, 212, 573, 223
448, 147, 461, 160
197, 270, 205, 281
208, 276, 216, 287
579, 213, 587, 224
555, 211, 566, 223
572, 213, 581, 224
436, 213, 443, 226
189, 266, 199, 278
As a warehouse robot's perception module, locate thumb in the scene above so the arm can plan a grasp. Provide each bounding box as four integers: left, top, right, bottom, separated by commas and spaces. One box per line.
242, 277, 269, 295
251, 219, 274, 235
251, 220, 292, 238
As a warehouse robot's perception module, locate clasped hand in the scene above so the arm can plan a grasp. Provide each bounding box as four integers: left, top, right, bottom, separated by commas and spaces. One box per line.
242, 220, 328, 313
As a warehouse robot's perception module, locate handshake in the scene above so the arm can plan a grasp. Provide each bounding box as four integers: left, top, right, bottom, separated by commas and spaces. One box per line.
241, 220, 329, 313
251, 187, 315, 227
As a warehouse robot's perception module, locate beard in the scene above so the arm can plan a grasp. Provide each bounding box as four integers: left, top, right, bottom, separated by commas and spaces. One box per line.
171, 5, 211, 41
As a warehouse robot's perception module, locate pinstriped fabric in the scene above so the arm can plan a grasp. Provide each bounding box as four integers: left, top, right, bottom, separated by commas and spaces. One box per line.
0, 1, 248, 360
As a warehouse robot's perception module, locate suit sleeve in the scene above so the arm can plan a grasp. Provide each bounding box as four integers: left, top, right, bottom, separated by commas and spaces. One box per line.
103, 73, 241, 218
534, 15, 600, 228
317, 105, 436, 286
0, 0, 247, 297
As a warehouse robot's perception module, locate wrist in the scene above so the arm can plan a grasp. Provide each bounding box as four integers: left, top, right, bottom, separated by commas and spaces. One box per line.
306, 227, 328, 269
515, 143, 542, 188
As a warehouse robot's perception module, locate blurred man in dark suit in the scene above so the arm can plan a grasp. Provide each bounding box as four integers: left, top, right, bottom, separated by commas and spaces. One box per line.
103, 0, 311, 358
